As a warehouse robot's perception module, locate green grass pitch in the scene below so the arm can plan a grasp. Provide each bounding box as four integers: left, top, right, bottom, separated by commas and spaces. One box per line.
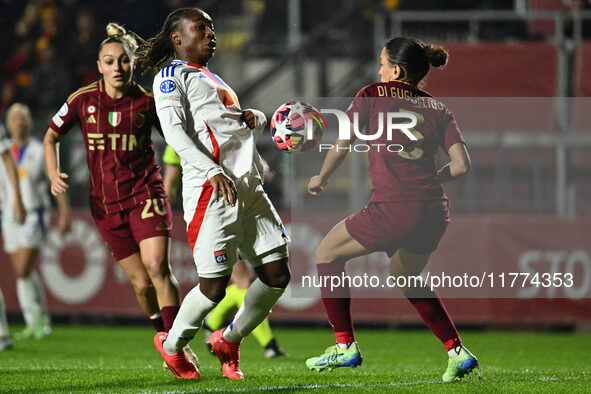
1, 324, 590, 392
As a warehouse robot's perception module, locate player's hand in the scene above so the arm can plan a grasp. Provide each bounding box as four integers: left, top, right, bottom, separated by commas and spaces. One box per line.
210, 173, 237, 206
13, 198, 25, 224
308, 175, 328, 196
241, 110, 256, 129
50, 172, 69, 196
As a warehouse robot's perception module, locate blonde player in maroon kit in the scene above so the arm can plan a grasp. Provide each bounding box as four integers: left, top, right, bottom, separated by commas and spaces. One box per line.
43, 23, 196, 365
306, 37, 477, 382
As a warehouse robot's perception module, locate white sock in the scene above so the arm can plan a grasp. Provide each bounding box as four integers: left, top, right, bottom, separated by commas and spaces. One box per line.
448, 345, 463, 359
337, 342, 356, 350
0, 288, 10, 338
17, 275, 38, 327
30, 271, 50, 327
163, 284, 217, 355
17, 272, 49, 329
222, 278, 285, 343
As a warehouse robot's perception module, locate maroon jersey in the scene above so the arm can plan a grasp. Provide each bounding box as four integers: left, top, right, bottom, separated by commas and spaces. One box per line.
49, 79, 165, 213
346, 81, 464, 203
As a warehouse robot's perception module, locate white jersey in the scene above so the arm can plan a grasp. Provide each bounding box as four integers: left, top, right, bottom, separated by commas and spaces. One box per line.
0, 122, 9, 154
0, 138, 51, 220
153, 60, 266, 188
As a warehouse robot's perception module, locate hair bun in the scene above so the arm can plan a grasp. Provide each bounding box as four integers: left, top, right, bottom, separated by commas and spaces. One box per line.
106, 22, 126, 38
424, 44, 448, 68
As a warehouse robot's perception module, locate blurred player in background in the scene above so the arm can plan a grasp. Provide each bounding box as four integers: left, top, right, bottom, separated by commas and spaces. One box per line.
138, 7, 290, 380
306, 37, 478, 382
1, 103, 71, 341
0, 120, 25, 350
163, 145, 287, 359
43, 22, 197, 365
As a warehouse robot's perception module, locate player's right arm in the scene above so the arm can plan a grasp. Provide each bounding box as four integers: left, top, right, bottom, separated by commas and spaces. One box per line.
308, 87, 368, 196
44, 98, 79, 197
44, 127, 69, 196
154, 70, 236, 206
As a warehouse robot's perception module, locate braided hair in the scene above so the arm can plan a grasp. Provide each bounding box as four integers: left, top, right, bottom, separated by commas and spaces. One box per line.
136, 8, 197, 74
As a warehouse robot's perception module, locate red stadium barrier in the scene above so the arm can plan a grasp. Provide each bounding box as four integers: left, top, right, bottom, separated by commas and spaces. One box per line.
424, 43, 558, 135
1, 210, 590, 327
425, 42, 558, 98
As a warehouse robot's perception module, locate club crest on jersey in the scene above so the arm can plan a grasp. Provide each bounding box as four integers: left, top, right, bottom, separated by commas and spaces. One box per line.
160, 80, 176, 93
134, 113, 145, 128
214, 249, 228, 264
87, 105, 96, 114
108, 112, 121, 127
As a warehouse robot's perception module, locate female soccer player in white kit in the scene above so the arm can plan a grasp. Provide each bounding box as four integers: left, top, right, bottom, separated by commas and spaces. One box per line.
138, 8, 290, 380
0, 119, 25, 350
0, 103, 70, 341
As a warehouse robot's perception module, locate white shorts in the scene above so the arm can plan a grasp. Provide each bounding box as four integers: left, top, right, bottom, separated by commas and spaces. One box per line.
183, 175, 289, 278
1, 208, 49, 253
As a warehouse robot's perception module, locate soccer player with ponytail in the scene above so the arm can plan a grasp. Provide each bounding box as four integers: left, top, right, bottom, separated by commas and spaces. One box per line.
306, 37, 478, 382
43, 22, 197, 366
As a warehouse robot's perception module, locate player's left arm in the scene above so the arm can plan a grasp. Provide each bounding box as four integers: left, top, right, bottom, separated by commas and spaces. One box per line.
436, 143, 471, 183
435, 109, 471, 184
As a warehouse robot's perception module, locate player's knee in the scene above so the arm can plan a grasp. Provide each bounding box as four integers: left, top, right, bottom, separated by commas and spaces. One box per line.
263, 267, 291, 288
202, 286, 226, 303
132, 279, 153, 298
143, 257, 170, 280
199, 278, 229, 303
14, 266, 31, 278
316, 243, 336, 264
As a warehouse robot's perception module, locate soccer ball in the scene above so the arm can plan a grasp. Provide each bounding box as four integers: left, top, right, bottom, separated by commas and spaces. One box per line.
270, 101, 326, 154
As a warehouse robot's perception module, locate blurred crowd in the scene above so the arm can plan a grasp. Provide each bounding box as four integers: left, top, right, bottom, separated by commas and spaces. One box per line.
0, 0, 589, 129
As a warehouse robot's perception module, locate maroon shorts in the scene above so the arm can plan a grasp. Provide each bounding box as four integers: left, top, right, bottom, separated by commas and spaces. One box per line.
345, 199, 450, 257
90, 197, 172, 261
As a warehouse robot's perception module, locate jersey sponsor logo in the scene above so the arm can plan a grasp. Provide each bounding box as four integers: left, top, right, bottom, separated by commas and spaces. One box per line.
214, 249, 228, 264
58, 103, 69, 116
108, 112, 121, 127
134, 113, 145, 128
52, 114, 64, 128
86, 114, 96, 124
160, 79, 177, 94
87, 105, 96, 114
87, 132, 138, 151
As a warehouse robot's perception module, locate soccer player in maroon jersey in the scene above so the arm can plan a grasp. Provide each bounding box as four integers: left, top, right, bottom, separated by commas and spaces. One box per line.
43, 22, 197, 366
305, 37, 478, 382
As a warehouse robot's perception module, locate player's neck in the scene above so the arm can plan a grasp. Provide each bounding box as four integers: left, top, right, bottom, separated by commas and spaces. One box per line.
11, 136, 27, 147
104, 82, 129, 99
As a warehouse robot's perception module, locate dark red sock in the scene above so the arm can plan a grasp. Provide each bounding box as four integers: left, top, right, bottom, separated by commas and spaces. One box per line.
148, 314, 165, 332
405, 287, 461, 351
160, 305, 180, 333
317, 263, 355, 344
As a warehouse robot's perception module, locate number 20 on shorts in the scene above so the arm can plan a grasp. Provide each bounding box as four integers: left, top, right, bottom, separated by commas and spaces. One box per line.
141, 198, 167, 219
